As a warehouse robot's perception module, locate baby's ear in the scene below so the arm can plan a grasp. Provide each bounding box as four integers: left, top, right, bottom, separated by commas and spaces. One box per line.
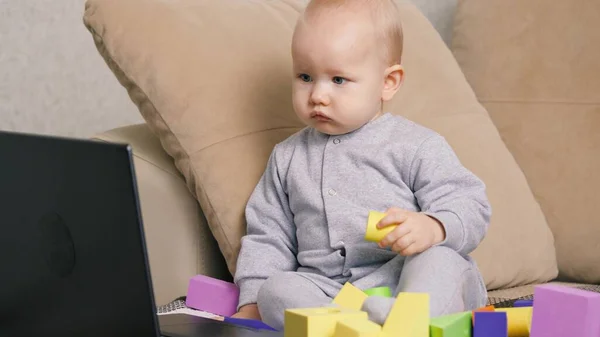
381, 64, 404, 101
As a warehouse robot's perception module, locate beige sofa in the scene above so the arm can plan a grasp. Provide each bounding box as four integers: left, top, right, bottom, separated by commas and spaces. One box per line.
86, 0, 599, 306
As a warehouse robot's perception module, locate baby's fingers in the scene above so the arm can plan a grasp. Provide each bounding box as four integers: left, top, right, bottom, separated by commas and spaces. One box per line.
392, 236, 416, 255
379, 225, 411, 248
377, 210, 409, 229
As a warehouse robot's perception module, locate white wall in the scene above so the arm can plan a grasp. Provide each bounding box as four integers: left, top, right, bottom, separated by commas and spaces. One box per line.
0, 0, 143, 138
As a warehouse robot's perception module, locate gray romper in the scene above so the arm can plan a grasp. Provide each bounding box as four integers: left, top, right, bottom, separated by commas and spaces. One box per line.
234, 113, 491, 330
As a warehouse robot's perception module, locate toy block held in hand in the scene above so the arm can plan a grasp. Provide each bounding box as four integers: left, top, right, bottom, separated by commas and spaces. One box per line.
333, 318, 382, 337
496, 307, 532, 337
473, 311, 507, 337
430, 312, 472, 337
382, 292, 429, 337
333, 282, 369, 311
185, 274, 239, 316
365, 211, 397, 242
284, 307, 368, 337
529, 284, 600, 337
472, 305, 495, 324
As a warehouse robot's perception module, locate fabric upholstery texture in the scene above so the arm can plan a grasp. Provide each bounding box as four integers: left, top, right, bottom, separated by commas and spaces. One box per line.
452, 0, 600, 283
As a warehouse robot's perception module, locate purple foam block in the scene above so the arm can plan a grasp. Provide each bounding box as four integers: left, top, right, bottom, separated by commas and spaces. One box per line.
513, 299, 534, 307
530, 284, 600, 337
185, 275, 240, 316
473, 311, 507, 337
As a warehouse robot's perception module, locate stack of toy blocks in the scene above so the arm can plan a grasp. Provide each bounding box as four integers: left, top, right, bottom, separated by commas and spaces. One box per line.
283, 283, 600, 337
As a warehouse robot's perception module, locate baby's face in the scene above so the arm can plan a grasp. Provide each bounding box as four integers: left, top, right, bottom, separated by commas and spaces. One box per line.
291, 14, 389, 135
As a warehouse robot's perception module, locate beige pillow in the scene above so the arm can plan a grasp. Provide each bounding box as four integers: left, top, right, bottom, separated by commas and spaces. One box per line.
452, 0, 600, 284
84, 0, 558, 290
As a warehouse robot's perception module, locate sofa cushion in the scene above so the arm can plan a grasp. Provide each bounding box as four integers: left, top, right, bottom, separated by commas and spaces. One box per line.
83, 0, 558, 290
452, 0, 600, 284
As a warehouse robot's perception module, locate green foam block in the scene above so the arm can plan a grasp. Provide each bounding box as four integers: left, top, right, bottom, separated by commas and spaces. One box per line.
430, 311, 472, 337
363, 287, 392, 297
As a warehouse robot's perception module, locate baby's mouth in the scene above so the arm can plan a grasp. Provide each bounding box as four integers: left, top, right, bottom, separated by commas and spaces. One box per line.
311, 111, 332, 122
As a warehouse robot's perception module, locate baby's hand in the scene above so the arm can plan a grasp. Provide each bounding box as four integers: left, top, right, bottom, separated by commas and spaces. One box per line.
376, 207, 446, 256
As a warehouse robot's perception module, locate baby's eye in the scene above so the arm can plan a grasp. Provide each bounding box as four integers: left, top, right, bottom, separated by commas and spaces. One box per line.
332, 76, 346, 85
298, 74, 312, 82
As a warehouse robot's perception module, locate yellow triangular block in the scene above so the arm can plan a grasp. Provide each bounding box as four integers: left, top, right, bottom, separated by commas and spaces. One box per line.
382, 292, 429, 337
333, 318, 382, 337
332, 282, 368, 311
284, 307, 368, 337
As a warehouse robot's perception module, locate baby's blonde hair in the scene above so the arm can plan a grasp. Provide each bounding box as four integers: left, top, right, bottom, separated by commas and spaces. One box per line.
301, 0, 404, 65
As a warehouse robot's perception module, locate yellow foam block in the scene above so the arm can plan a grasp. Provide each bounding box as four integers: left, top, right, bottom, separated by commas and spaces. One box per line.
284, 307, 368, 337
382, 292, 430, 337
333, 282, 368, 311
365, 211, 397, 242
496, 307, 533, 337
333, 318, 382, 337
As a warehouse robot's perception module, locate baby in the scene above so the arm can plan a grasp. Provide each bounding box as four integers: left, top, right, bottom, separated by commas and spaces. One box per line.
232, 0, 491, 330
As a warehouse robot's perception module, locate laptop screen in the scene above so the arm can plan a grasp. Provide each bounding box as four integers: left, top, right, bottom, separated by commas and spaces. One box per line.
0, 132, 160, 337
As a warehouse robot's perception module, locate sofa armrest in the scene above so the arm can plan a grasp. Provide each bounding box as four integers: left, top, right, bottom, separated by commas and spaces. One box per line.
92, 124, 230, 305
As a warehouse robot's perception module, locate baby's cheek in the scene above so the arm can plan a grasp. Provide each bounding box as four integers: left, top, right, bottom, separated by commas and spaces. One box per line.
292, 94, 308, 112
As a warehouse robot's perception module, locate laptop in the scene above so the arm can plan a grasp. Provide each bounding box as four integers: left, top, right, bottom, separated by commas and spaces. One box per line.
0, 131, 281, 337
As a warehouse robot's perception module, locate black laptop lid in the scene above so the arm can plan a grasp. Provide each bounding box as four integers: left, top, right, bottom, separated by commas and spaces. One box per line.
0, 131, 160, 337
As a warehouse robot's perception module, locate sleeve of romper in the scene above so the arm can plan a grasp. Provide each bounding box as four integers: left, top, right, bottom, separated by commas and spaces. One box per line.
233, 145, 299, 309
409, 134, 492, 256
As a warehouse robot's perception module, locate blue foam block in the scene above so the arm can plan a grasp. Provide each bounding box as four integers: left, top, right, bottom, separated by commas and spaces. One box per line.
223, 317, 278, 331
473, 311, 507, 337
513, 299, 533, 307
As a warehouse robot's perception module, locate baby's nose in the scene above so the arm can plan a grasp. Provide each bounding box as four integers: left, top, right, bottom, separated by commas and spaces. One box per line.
310, 84, 330, 105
